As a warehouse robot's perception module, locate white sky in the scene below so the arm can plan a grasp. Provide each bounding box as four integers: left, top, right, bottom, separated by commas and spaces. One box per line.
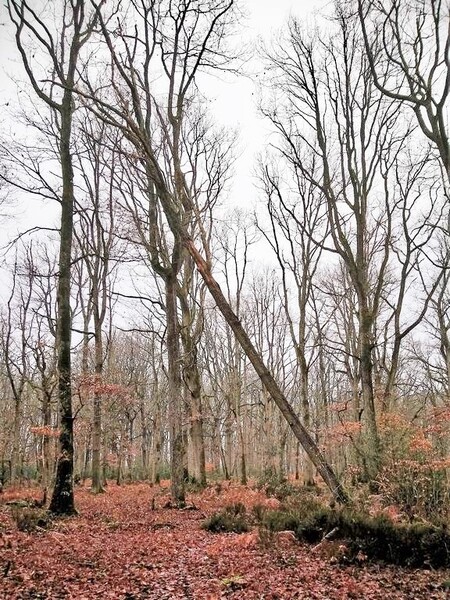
0, 0, 328, 327
0, 0, 327, 238
201, 0, 328, 211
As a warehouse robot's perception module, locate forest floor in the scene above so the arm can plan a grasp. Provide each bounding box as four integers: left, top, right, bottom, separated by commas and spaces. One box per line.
0, 481, 449, 599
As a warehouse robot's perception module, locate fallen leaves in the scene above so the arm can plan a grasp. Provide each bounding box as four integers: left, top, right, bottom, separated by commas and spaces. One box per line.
0, 482, 449, 599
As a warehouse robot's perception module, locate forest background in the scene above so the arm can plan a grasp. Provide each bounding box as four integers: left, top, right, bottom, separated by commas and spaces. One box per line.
0, 0, 448, 525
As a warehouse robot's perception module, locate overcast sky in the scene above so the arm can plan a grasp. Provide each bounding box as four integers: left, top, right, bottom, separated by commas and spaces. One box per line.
203, 0, 328, 209
0, 0, 327, 234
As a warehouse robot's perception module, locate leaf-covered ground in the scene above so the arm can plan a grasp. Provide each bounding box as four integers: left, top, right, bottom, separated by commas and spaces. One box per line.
1, 482, 449, 599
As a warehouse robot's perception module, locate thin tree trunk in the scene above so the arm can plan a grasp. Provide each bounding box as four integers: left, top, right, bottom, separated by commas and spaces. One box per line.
140, 400, 149, 478
82, 442, 90, 484
91, 391, 103, 492
224, 405, 233, 479
150, 413, 162, 484
11, 398, 21, 483
91, 313, 104, 493
234, 367, 247, 486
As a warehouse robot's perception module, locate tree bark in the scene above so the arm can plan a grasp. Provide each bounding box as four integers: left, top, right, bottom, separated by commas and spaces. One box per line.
359, 305, 380, 481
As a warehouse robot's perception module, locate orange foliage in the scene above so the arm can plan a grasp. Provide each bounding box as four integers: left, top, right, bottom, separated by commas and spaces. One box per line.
408, 433, 433, 454
29, 426, 60, 438
377, 412, 410, 432
325, 421, 362, 443
76, 375, 134, 405
330, 401, 351, 414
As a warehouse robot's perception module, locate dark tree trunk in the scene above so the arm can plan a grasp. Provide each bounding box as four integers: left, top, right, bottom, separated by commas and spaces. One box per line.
49, 94, 76, 515
7, 0, 99, 515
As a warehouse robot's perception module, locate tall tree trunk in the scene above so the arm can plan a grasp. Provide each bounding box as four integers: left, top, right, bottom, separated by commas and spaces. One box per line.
181, 321, 206, 486
49, 95, 76, 515
234, 363, 247, 486
7, 0, 98, 517
359, 305, 380, 481
140, 399, 149, 478
186, 376, 206, 486
150, 409, 162, 484
91, 310, 104, 493
166, 277, 186, 506
216, 417, 230, 480
223, 404, 233, 479
91, 394, 103, 491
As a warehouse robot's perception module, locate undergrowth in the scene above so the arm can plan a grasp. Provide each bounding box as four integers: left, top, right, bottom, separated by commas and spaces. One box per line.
259, 505, 450, 568
256, 468, 298, 500
10, 506, 51, 532
202, 502, 249, 533
202, 484, 450, 569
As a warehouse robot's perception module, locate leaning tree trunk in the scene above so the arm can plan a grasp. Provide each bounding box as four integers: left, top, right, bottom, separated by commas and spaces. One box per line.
298, 349, 315, 486
151, 179, 348, 502
184, 239, 349, 504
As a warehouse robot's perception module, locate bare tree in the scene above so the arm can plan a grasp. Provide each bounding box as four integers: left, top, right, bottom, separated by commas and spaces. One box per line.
214, 211, 257, 484
73, 117, 121, 493
23, 243, 58, 490
413, 233, 450, 402
0, 255, 33, 482
261, 11, 425, 479
7, 0, 101, 514
357, 0, 449, 186
75, 0, 349, 502
258, 160, 329, 484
